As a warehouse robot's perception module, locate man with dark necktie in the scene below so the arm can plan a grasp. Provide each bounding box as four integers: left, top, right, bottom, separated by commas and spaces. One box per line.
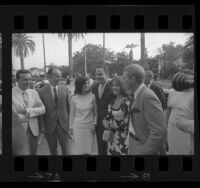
38, 67, 71, 155
92, 64, 115, 155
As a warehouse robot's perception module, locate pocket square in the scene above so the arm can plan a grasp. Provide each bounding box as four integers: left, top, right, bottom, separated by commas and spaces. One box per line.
132, 108, 140, 113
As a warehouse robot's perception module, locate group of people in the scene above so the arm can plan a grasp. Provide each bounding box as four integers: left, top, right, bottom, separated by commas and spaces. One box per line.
12, 63, 194, 155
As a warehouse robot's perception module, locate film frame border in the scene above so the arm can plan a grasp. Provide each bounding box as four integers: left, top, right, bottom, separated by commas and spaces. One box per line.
0, 4, 199, 181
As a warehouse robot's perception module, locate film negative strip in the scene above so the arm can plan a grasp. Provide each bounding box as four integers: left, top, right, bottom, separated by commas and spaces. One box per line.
0, 4, 199, 181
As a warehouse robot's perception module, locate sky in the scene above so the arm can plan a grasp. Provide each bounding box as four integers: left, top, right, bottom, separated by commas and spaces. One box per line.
12, 33, 193, 70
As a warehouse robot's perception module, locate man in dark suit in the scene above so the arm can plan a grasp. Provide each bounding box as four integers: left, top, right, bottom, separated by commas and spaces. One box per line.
145, 71, 166, 110
38, 67, 71, 155
123, 64, 166, 155
92, 64, 115, 155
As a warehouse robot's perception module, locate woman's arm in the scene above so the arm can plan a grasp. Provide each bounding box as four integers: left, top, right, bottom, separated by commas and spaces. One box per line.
69, 99, 76, 130
92, 94, 97, 125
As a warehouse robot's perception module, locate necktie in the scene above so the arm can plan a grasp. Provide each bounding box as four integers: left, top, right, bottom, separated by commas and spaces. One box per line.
23, 91, 29, 107
53, 87, 58, 105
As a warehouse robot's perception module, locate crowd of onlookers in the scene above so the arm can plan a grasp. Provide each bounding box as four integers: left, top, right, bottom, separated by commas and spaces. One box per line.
10, 64, 194, 155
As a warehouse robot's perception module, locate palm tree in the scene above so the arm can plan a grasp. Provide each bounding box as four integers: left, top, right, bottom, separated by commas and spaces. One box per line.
12, 34, 35, 70
183, 35, 194, 51
57, 33, 84, 76
103, 33, 105, 64
141, 33, 145, 67
42, 34, 47, 77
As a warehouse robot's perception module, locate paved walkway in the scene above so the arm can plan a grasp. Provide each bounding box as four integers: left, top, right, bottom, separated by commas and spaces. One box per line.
37, 135, 73, 155
37, 136, 62, 155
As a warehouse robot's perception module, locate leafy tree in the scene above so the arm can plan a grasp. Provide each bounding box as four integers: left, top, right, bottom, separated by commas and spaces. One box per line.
157, 42, 183, 79
182, 35, 194, 69
73, 44, 116, 77
12, 34, 35, 70
57, 33, 84, 75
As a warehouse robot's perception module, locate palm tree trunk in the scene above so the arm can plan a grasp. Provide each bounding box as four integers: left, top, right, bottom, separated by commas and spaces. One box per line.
42, 34, 47, 78
20, 51, 24, 70
68, 34, 73, 76
103, 33, 105, 64
141, 33, 145, 67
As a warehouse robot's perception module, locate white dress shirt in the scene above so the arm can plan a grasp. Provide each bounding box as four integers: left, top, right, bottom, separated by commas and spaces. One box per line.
129, 83, 145, 135
98, 79, 108, 99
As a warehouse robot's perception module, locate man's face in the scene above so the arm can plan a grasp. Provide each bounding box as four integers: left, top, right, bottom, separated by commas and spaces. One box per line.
48, 69, 62, 86
17, 73, 32, 90
144, 75, 151, 86
95, 68, 107, 84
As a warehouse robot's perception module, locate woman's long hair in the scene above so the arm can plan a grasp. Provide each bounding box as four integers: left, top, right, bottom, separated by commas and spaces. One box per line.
110, 76, 127, 97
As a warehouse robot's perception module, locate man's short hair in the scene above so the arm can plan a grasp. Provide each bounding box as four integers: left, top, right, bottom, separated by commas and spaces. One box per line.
95, 63, 109, 76
153, 73, 159, 80
16, 69, 32, 80
145, 71, 154, 79
47, 66, 60, 76
123, 64, 145, 84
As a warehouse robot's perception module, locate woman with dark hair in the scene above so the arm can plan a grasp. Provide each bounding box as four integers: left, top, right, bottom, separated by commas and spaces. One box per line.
69, 76, 98, 155
166, 71, 194, 155
102, 77, 130, 155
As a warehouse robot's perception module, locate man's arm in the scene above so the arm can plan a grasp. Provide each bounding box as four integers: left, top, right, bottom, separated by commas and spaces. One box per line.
66, 86, 72, 116
26, 91, 45, 118
69, 99, 76, 130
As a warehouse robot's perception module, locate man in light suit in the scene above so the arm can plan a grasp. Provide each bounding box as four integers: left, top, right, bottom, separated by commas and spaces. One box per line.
12, 70, 45, 155
38, 67, 71, 155
123, 64, 166, 155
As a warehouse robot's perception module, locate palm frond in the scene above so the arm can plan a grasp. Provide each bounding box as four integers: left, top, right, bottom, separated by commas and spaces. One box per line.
12, 33, 36, 58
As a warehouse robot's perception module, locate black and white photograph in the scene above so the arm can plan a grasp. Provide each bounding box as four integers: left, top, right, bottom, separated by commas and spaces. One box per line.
11, 33, 194, 156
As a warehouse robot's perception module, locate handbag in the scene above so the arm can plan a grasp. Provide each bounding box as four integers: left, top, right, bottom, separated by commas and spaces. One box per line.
102, 129, 114, 143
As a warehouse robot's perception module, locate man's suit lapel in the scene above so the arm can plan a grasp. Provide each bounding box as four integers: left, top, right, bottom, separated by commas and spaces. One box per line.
101, 81, 110, 100
129, 85, 146, 130
130, 85, 146, 111
13, 87, 27, 109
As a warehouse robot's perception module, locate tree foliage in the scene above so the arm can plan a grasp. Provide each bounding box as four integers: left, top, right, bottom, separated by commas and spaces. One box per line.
73, 44, 116, 77
12, 34, 35, 69
57, 33, 84, 74
157, 42, 183, 79
182, 35, 194, 69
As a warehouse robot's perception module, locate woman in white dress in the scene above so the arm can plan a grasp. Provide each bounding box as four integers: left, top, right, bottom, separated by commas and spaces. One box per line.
69, 76, 98, 155
166, 71, 194, 155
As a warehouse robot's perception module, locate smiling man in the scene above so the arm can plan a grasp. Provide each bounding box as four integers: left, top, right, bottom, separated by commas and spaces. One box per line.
92, 64, 115, 155
12, 69, 45, 155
